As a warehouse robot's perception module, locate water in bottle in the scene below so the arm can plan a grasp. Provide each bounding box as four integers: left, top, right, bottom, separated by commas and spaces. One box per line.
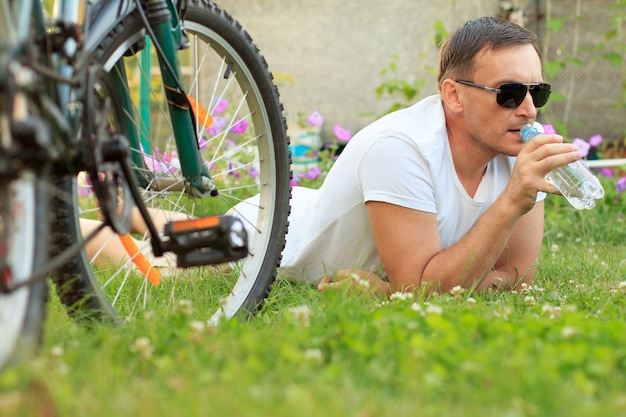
521, 124, 604, 210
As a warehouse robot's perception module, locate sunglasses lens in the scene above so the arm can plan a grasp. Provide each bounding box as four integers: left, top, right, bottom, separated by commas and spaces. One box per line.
496, 84, 528, 108
497, 84, 551, 108
530, 84, 551, 108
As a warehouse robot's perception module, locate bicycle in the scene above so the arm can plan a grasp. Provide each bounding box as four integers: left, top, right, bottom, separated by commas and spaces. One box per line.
0, 0, 291, 371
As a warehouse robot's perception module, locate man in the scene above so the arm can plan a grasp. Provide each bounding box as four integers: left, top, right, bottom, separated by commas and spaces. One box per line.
250, 16, 579, 295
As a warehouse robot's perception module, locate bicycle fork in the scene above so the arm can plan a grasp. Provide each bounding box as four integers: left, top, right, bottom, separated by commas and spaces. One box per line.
118, 0, 217, 197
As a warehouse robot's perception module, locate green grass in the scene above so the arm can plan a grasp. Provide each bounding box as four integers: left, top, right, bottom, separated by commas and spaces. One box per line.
2, 194, 626, 416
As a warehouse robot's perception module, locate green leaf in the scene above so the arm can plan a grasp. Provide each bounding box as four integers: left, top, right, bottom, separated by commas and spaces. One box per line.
605, 28, 618, 41
546, 18, 565, 32
602, 53, 623, 67
433, 19, 449, 47
565, 57, 584, 66
547, 91, 565, 103
544, 60, 564, 79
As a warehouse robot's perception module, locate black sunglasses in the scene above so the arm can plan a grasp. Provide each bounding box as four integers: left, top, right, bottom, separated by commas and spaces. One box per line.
455, 80, 551, 108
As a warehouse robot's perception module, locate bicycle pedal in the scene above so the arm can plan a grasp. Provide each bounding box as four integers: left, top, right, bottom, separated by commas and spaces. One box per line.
163, 215, 248, 268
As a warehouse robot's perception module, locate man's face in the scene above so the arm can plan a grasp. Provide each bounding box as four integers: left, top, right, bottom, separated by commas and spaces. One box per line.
459, 44, 544, 157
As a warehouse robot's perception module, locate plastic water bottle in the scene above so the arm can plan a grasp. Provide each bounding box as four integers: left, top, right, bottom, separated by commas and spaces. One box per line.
521, 124, 604, 210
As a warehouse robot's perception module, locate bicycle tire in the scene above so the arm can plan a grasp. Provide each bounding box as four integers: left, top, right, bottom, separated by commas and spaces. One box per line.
51, 0, 291, 324
0, 174, 48, 371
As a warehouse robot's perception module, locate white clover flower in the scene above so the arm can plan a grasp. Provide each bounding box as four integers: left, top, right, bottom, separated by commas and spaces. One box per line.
551, 244, 560, 253
130, 337, 154, 360
287, 305, 312, 328
541, 304, 562, 319
348, 273, 371, 289
189, 320, 205, 333
176, 299, 193, 316
50, 345, 64, 358
411, 302, 423, 312
390, 291, 413, 302
357, 279, 370, 289
188, 320, 206, 343
450, 285, 464, 300
303, 348, 323, 361
575, 237, 582, 243
524, 296, 536, 306
425, 304, 443, 315
467, 297, 476, 305
519, 283, 533, 294
411, 302, 424, 313
618, 281, 626, 295
349, 273, 362, 282
561, 326, 579, 339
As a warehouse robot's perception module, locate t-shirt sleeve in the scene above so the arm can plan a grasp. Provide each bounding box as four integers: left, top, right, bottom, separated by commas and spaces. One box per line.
358, 135, 437, 213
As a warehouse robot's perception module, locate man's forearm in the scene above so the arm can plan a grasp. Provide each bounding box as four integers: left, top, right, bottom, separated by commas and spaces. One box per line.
417, 198, 523, 292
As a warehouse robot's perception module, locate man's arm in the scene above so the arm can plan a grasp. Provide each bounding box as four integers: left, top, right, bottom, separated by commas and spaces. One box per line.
318, 200, 543, 296
366, 198, 543, 293
366, 132, 577, 293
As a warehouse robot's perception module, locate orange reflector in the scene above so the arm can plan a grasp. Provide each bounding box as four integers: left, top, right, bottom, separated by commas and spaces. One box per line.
118, 234, 161, 285
169, 216, 220, 233
187, 95, 214, 130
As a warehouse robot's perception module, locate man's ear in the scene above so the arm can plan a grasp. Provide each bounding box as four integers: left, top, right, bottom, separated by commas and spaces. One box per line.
440, 79, 463, 113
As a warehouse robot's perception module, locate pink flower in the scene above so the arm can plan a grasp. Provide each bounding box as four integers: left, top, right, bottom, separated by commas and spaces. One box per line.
305, 165, 321, 180
290, 178, 299, 187
599, 168, 614, 178
542, 124, 556, 134
213, 116, 227, 128
249, 167, 259, 178
306, 111, 324, 127
77, 173, 93, 196
207, 116, 228, 136
333, 125, 351, 142
214, 99, 229, 114
572, 138, 590, 158
589, 134, 603, 147
617, 176, 626, 193
231, 119, 249, 135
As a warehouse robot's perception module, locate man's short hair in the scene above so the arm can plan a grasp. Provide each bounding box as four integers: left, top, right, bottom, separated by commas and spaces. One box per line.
437, 16, 542, 91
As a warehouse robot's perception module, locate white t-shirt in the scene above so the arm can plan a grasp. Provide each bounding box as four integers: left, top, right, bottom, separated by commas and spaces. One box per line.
237, 95, 544, 284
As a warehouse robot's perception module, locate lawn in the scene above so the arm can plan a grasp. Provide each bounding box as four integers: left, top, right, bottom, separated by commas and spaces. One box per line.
2, 187, 626, 417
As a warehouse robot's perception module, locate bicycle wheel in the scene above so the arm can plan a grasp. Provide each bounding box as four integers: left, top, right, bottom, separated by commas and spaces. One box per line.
51, 0, 290, 324
0, 174, 48, 371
